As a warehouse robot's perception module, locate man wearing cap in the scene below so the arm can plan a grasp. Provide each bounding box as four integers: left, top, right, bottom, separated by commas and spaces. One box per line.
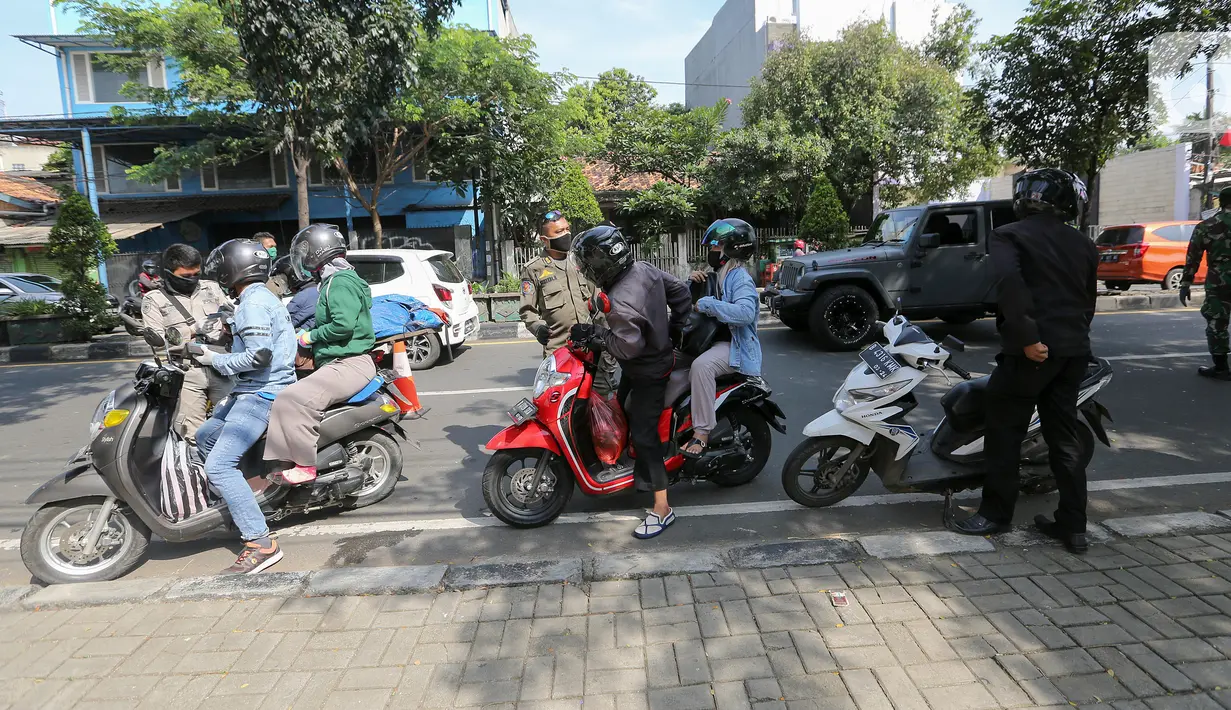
518, 211, 617, 394
1180, 186, 1231, 381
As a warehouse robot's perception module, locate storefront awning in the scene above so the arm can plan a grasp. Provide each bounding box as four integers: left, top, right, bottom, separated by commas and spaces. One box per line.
0, 208, 202, 247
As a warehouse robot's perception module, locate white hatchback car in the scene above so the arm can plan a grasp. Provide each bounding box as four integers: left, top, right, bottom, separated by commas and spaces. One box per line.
347, 249, 481, 369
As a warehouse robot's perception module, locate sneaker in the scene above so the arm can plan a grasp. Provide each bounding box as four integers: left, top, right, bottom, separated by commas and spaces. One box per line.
222, 540, 284, 574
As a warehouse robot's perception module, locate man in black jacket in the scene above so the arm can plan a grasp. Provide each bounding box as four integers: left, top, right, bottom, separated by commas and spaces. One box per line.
570, 226, 692, 539
950, 169, 1098, 553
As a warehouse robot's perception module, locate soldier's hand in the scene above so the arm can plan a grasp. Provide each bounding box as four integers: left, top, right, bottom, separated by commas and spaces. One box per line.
533, 324, 550, 346
1179, 284, 1191, 307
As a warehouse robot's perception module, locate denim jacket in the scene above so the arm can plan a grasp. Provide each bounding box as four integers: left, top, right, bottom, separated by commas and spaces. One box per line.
695, 266, 762, 377
212, 283, 297, 396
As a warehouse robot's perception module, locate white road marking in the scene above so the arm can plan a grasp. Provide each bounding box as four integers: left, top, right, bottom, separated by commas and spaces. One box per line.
1103, 352, 1208, 361
4, 471, 1226, 551
419, 386, 531, 397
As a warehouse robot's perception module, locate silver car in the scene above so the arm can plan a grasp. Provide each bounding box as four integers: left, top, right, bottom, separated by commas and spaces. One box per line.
0, 273, 120, 308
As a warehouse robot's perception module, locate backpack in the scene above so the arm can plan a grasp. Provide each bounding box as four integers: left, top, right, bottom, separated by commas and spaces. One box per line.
679, 271, 729, 358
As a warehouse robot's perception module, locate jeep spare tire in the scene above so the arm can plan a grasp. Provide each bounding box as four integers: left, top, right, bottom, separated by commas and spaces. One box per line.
809, 285, 878, 351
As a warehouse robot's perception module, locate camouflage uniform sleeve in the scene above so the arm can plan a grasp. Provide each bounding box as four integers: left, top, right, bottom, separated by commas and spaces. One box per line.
1183, 222, 1209, 286
518, 262, 547, 336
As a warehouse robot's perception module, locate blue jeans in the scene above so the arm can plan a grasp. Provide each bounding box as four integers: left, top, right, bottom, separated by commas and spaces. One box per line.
196, 394, 273, 541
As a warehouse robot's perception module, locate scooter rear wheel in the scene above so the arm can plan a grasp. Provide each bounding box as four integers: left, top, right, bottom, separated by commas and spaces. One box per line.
483, 449, 575, 527
781, 436, 870, 508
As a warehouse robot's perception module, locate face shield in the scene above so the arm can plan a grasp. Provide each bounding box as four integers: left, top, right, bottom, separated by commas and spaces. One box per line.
288, 238, 314, 282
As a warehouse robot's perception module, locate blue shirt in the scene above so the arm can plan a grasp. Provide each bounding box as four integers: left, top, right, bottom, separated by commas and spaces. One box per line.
212, 283, 297, 395
695, 267, 763, 377
287, 284, 319, 330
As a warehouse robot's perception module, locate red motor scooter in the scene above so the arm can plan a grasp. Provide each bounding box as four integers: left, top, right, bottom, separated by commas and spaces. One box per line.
482, 339, 786, 528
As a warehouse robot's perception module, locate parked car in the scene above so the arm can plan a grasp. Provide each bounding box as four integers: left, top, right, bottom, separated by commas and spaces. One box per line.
0, 273, 120, 309
347, 249, 481, 369
763, 199, 1017, 350
0, 274, 63, 305
1095, 221, 1205, 291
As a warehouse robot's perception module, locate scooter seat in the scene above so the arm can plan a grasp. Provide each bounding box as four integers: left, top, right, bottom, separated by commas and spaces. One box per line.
345, 376, 385, 405
940, 375, 989, 430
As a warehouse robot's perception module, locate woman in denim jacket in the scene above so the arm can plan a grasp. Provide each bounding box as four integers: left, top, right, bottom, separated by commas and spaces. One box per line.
682, 219, 764, 457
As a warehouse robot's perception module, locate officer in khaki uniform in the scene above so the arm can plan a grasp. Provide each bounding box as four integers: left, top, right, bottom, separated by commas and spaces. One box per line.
142, 244, 234, 444
519, 211, 618, 394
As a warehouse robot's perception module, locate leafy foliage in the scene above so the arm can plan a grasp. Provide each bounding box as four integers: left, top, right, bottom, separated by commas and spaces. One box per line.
42, 144, 75, 174
743, 18, 998, 212
601, 100, 726, 187
550, 161, 604, 233
0, 299, 60, 318
700, 117, 829, 222
559, 69, 657, 158
798, 175, 851, 251
621, 181, 697, 244
46, 190, 119, 340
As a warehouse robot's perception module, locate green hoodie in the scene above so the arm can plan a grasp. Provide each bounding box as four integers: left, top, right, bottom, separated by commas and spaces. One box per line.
309, 269, 375, 366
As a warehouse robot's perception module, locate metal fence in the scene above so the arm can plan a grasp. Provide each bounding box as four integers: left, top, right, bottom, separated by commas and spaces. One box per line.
104, 251, 161, 300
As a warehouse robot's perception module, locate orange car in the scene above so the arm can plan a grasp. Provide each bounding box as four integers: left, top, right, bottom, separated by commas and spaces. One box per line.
1095, 221, 1207, 291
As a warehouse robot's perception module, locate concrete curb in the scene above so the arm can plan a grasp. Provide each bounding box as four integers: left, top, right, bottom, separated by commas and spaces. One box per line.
5, 508, 1229, 611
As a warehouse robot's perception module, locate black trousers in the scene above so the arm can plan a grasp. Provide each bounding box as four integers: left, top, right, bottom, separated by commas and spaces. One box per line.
618, 372, 670, 493
978, 354, 1089, 533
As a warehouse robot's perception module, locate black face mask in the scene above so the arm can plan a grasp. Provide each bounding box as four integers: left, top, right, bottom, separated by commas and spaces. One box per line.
164, 272, 200, 296
707, 251, 726, 269
548, 233, 573, 252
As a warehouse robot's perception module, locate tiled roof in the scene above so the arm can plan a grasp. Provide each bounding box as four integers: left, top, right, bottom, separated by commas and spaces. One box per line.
0, 174, 61, 206
581, 160, 665, 193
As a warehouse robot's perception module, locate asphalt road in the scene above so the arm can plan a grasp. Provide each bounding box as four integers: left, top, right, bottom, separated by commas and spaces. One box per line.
1, 309, 1229, 585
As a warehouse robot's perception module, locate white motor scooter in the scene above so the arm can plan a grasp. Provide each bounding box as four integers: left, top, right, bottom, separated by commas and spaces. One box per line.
781, 315, 1114, 517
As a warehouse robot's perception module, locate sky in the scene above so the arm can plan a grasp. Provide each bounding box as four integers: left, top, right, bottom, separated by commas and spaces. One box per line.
0, 0, 1030, 119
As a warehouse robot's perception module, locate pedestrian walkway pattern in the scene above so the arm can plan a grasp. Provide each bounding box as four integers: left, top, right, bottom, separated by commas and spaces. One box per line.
2, 533, 1231, 710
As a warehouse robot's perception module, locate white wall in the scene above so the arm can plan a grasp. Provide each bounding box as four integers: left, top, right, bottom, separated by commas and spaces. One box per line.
0, 141, 57, 172
686, 0, 950, 130
1096, 145, 1190, 226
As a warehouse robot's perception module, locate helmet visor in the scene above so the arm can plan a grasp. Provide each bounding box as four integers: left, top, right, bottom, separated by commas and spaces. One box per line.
289, 238, 314, 281
703, 220, 734, 247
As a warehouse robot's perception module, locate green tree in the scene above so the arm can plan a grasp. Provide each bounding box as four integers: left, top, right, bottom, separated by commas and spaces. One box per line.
602, 100, 726, 187
798, 175, 850, 250
744, 19, 997, 213
550, 161, 603, 233
47, 189, 119, 341
975, 0, 1159, 226
621, 181, 696, 244
699, 117, 830, 221
69, 0, 458, 230
42, 144, 74, 174
559, 68, 657, 158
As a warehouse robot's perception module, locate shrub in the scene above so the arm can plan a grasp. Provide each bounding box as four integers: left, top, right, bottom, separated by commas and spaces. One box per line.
46, 189, 120, 341
798, 174, 850, 251
550, 161, 604, 232
0, 299, 59, 318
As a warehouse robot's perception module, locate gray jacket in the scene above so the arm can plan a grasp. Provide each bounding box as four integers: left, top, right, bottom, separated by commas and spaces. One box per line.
603, 262, 691, 380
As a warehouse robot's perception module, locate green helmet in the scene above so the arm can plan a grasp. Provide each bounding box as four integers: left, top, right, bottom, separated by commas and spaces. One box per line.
1219, 186, 1231, 210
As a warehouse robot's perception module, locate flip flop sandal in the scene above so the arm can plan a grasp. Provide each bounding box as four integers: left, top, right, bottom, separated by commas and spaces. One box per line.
681, 438, 708, 460
633, 510, 676, 539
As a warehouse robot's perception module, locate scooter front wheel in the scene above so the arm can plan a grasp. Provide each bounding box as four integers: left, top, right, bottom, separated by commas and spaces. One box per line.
21, 498, 151, 585
483, 449, 575, 528
781, 436, 871, 508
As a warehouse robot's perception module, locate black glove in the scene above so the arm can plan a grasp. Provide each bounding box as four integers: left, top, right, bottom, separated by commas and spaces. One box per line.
186, 342, 216, 367
569, 323, 608, 353
532, 324, 550, 346
1179, 283, 1191, 307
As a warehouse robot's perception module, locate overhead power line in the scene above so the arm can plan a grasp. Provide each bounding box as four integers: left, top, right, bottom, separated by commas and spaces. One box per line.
568, 75, 750, 90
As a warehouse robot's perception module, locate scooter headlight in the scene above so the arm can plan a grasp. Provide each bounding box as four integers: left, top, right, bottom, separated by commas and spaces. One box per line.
844, 380, 911, 405
533, 355, 570, 399
89, 390, 116, 440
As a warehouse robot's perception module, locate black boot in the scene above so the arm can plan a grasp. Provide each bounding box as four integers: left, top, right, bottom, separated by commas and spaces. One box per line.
1198, 354, 1231, 381
1034, 515, 1088, 554
948, 512, 1011, 536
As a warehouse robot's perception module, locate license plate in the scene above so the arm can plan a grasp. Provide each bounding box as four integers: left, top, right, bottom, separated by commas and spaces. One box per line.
859, 343, 902, 380
1100, 253, 1120, 263
465, 318, 477, 335
507, 398, 538, 426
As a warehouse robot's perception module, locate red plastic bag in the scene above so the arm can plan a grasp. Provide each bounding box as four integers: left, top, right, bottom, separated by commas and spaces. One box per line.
589, 394, 628, 465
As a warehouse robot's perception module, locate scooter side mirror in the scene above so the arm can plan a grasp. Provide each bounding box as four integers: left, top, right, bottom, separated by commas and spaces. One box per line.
165, 327, 183, 347
143, 327, 166, 348
942, 334, 966, 352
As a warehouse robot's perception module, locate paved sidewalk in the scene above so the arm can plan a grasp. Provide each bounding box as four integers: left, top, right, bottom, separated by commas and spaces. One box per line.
3, 532, 1231, 710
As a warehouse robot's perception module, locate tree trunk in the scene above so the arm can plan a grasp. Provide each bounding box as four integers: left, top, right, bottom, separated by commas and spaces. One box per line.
370, 185, 383, 249
1084, 157, 1101, 232
294, 153, 311, 230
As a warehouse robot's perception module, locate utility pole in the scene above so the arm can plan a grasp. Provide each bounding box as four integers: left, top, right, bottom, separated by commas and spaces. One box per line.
1205, 57, 1216, 210
49, 0, 58, 33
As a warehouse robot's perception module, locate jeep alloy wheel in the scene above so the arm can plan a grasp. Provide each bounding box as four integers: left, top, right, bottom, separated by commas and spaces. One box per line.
809, 285, 878, 351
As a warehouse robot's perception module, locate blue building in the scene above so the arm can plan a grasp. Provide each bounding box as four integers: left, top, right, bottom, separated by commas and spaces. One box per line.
0, 0, 516, 292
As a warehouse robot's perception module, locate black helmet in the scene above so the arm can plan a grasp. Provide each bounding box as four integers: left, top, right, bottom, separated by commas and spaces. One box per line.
289, 223, 347, 282
141, 259, 158, 276
702, 218, 757, 262
572, 225, 633, 288
273, 254, 312, 292
203, 238, 272, 296
1013, 168, 1088, 222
